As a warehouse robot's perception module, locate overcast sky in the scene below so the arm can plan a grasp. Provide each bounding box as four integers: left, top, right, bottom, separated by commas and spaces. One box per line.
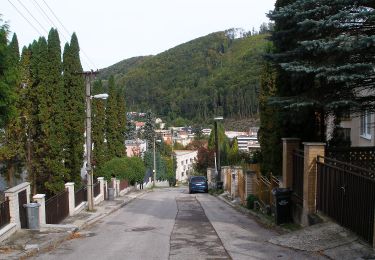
3, 0, 276, 70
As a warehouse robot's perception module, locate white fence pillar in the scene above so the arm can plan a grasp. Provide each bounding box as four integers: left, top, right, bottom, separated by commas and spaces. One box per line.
98, 177, 104, 196
65, 182, 75, 216
33, 194, 46, 225
4, 182, 30, 229
116, 179, 120, 197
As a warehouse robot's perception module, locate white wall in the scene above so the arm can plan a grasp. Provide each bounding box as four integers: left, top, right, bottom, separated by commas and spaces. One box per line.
175, 150, 198, 182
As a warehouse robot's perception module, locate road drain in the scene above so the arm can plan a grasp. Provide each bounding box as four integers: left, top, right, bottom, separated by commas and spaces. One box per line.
126, 227, 156, 232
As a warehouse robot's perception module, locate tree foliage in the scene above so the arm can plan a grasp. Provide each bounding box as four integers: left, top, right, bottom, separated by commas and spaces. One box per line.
98, 157, 145, 184
99, 30, 270, 123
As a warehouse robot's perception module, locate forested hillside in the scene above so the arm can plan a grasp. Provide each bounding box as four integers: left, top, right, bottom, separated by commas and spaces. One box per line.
100, 29, 269, 123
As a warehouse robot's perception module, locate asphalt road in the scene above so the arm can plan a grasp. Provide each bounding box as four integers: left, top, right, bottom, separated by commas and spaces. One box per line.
33, 188, 323, 260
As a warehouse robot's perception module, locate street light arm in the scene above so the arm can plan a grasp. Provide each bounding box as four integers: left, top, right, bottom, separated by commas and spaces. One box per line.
92, 93, 109, 100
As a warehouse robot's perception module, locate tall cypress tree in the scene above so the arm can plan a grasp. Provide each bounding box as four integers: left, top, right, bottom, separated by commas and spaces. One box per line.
106, 75, 123, 158
62, 33, 85, 185
116, 87, 126, 156
0, 33, 22, 187
37, 29, 67, 194
92, 80, 107, 169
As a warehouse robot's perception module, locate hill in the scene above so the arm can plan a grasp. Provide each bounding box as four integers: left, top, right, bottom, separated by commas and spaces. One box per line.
100, 29, 270, 125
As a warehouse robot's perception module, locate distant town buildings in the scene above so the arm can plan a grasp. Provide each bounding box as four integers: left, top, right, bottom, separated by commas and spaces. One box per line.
174, 150, 198, 182
125, 139, 147, 158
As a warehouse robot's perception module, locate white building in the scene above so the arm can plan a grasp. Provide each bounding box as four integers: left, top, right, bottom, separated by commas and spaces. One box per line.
237, 135, 260, 152
174, 150, 198, 182
125, 139, 147, 158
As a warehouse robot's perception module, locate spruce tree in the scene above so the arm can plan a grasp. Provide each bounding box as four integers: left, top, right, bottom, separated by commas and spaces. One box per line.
125, 120, 136, 140
62, 33, 85, 185
142, 111, 155, 151
92, 80, 107, 169
269, 0, 375, 112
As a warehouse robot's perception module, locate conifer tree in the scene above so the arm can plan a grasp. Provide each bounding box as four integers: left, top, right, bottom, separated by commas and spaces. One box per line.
125, 120, 136, 140
92, 80, 107, 169
142, 111, 155, 151
0, 33, 22, 187
62, 33, 85, 185
116, 87, 126, 156
106, 75, 123, 158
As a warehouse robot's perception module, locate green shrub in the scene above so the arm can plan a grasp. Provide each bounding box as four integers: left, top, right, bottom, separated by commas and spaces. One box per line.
246, 194, 258, 209
97, 157, 146, 183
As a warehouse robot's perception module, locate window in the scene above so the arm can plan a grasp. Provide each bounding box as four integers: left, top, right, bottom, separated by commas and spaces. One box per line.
360, 111, 372, 139
186, 159, 188, 164
181, 161, 183, 165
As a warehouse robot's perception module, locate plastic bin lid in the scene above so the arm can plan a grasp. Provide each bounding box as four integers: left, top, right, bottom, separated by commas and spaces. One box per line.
23, 202, 41, 208
272, 187, 291, 195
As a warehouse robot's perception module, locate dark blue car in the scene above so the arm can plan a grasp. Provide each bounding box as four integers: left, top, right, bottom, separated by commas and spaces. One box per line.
189, 176, 208, 194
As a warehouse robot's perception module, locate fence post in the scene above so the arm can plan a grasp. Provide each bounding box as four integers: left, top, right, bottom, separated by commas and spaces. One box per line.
65, 182, 75, 216
33, 194, 46, 225
116, 179, 120, 197
302, 142, 325, 226
282, 138, 301, 189
98, 177, 104, 198
4, 182, 30, 229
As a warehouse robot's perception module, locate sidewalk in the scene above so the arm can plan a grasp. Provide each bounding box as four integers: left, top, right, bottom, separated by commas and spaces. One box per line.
216, 192, 375, 260
0, 189, 149, 259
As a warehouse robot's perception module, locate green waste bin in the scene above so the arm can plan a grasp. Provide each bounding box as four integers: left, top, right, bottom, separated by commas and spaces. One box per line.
24, 202, 40, 230
272, 188, 292, 225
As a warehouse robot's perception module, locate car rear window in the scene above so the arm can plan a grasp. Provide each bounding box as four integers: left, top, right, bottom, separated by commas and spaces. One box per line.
191, 177, 206, 183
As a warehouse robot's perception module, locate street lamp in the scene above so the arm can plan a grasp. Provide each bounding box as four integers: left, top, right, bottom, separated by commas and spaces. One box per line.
86, 76, 108, 211
214, 116, 223, 189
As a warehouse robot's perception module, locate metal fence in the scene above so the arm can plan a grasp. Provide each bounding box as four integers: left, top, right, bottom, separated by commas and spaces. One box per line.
120, 179, 128, 191
0, 198, 10, 229
326, 146, 375, 172
18, 190, 27, 228
317, 156, 375, 244
292, 149, 304, 204
254, 173, 279, 208
93, 181, 100, 198
75, 186, 87, 207
46, 189, 69, 224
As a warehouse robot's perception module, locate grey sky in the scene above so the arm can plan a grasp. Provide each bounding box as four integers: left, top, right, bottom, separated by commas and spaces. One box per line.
3, 0, 276, 70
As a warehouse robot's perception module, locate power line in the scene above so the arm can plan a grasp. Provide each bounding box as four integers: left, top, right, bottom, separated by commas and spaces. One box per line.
31, 0, 59, 30
7, 0, 43, 36
15, 0, 49, 34
41, 0, 98, 70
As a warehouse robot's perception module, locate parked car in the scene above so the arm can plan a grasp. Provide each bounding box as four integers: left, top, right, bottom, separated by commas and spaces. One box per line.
189, 176, 208, 194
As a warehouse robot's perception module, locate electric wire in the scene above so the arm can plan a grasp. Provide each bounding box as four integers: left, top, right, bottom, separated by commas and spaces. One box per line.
9, 0, 96, 70
41, 0, 98, 70
15, 0, 49, 34
31, 0, 59, 31
7, 0, 43, 36
32, 0, 91, 68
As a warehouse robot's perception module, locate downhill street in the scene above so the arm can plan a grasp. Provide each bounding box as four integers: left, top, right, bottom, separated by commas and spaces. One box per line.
32, 188, 323, 260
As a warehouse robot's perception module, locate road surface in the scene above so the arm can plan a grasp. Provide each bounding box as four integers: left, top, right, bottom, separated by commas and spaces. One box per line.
33, 188, 323, 260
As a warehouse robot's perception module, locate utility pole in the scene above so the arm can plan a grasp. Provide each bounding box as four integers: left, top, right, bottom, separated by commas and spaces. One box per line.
153, 136, 156, 185
83, 70, 99, 211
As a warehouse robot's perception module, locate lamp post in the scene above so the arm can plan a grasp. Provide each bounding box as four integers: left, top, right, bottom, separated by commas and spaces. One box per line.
85, 72, 108, 211
214, 116, 223, 188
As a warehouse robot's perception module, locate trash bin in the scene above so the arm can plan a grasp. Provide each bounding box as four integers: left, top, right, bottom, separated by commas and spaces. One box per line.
272, 188, 292, 225
23, 203, 40, 230
216, 181, 223, 190
108, 188, 115, 201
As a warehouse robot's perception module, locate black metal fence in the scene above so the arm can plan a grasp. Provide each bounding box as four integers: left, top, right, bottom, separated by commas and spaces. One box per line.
0, 199, 10, 229
292, 149, 304, 204
317, 156, 375, 244
93, 181, 100, 198
46, 189, 69, 224
326, 146, 375, 172
18, 190, 28, 228
75, 186, 87, 207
